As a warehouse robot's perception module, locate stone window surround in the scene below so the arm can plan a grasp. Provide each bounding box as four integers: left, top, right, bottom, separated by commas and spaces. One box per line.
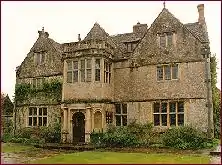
153, 101, 184, 127
115, 104, 127, 126
105, 111, 113, 124
67, 58, 93, 83
31, 77, 45, 88
104, 60, 112, 83
27, 107, 48, 127
157, 32, 176, 48
95, 58, 101, 82
34, 51, 46, 65
157, 63, 179, 81
66, 57, 112, 84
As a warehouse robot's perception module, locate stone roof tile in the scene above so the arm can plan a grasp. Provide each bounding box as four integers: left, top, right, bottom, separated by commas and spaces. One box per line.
184, 22, 209, 43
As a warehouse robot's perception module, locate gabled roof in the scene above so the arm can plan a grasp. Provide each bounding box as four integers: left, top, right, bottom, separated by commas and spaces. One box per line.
84, 22, 110, 41
111, 33, 141, 55
185, 22, 209, 43
30, 37, 62, 54
16, 32, 63, 76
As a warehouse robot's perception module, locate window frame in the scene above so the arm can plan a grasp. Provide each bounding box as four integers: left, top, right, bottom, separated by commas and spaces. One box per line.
115, 104, 127, 126
153, 101, 184, 127
104, 60, 111, 83
31, 77, 45, 89
95, 58, 101, 82
86, 59, 92, 82
106, 111, 113, 124
34, 52, 46, 65
158, 32, 174, 48
157, 64, 178, 81
28, 107, 48, 127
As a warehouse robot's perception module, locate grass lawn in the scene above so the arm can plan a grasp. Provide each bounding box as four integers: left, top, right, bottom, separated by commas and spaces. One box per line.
1, 143, 36, 153
30, 151, 210, 164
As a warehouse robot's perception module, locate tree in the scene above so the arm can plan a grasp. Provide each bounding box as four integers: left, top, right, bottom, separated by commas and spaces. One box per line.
210, 54, 221, 138
2, 94, 14, 115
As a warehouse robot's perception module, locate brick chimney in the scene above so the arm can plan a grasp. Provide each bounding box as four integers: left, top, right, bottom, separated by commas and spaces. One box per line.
133, 22, 148, 35
38, 27, 49, 38
197, 4, 205, 25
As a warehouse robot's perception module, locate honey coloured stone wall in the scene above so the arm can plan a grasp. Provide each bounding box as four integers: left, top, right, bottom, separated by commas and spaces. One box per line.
62, 57, 114, 102
126, 100, 208, 132
114, 61, 207, 101
15, 105, 61, 131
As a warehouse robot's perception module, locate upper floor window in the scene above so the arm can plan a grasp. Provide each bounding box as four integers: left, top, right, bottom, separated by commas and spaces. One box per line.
67, 59, 92, 83
95, 59, 101, 81
32, 77, 45, 88
34, 52, 45, 65
28, 107, 47, 127
86, 59, 92, 82
104, 61, 111, 83
153, 101, 184, 127
127, 43, 133, 52
80, 60, 85, 82
159, 33, 173, 48
115, 104, 127, 126
67, 60, 79, 83
157, 64, 178, 81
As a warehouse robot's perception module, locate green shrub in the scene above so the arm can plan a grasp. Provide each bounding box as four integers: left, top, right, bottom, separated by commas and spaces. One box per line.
90, 122, 156, 147
16, 127, 34, 139
15, 121, 61, 144
90, 131, 104, 146
127, 121, 155, 146
162, 126, 210, 149
40, 123, 61, 143
2, 133, 13, 142
101, 127, 138, 147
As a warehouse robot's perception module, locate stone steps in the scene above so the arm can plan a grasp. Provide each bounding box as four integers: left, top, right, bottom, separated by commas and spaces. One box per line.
210, 145, 221, 156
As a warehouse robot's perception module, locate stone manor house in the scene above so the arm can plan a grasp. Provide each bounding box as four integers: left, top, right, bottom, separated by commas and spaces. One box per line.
15, 4, 213, 143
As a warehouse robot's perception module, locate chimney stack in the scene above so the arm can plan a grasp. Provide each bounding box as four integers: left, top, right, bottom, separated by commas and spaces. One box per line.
197, 4, 205, 25
38, 27, 49, 38
78, 34, 81, 41
133, 22, 148, 36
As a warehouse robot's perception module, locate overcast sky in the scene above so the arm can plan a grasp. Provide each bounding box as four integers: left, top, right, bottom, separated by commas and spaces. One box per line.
1, 1, 221, 100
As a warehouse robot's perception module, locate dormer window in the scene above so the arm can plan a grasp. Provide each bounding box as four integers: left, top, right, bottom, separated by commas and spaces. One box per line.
127, 43, 133, 52
158, 33, 174, 48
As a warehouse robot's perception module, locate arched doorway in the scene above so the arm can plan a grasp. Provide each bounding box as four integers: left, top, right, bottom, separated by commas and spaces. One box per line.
72, 112, 85, 143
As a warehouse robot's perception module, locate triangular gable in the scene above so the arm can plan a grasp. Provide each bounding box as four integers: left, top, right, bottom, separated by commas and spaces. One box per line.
130, 8, 204, 65
133, 8, 205, 55
84, 22, 109, 41
16, 30, 63, 77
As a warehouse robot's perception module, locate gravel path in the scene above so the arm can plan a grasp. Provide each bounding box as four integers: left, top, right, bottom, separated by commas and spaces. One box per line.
1, 152, 38, 164
1, 153, 22, 164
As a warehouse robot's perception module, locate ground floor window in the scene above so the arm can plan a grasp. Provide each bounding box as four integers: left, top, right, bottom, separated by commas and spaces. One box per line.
153, 101, 184, 127
115, 104, 127, 126
106, 111, 113, 124
28, 107, 47, 127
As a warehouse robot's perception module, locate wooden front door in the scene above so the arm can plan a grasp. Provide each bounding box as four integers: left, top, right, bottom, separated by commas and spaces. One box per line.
72, 112, 85, 143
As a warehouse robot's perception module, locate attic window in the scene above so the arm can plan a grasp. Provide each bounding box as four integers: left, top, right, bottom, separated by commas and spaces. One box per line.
34, 52, 45, 65
127, 43, 133, 52
158, 33, 173, 48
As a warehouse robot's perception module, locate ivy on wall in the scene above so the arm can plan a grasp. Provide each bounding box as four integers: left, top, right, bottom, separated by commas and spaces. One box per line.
15, 80, 62, 103
210, 54, 221, 138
